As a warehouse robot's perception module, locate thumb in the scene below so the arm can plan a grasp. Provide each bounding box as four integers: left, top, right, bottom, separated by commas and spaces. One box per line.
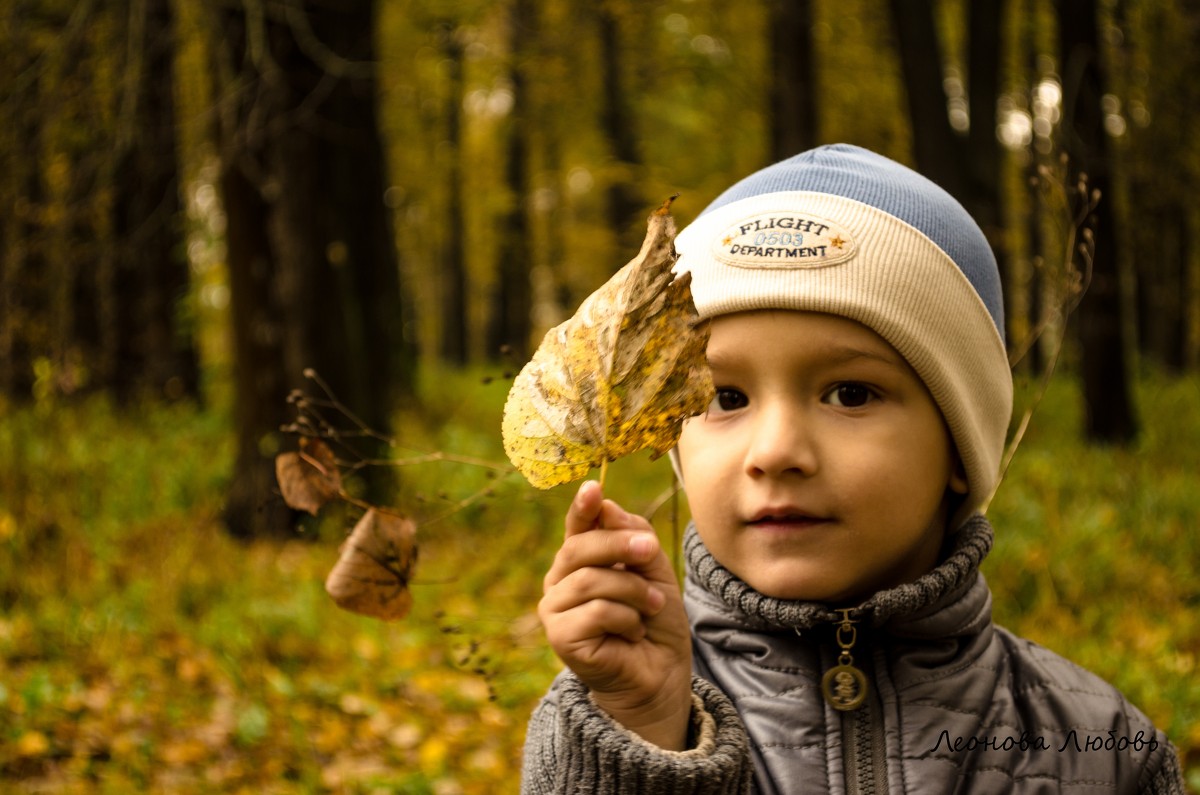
564, 480, 603, 537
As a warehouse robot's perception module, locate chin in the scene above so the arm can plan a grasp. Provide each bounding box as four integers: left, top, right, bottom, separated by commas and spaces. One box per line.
749, 575, 851, 604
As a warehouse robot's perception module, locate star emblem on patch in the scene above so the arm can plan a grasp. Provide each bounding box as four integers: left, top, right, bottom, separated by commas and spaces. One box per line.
722, 235, 734, 246
829, 235, 845, 249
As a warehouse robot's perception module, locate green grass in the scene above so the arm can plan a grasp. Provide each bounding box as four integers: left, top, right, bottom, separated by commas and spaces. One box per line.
985, 371, 1200, 785
1, 368, 1197, 792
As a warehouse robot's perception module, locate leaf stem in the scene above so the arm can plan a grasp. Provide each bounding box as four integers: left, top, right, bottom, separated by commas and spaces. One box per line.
599, 458, 608, 490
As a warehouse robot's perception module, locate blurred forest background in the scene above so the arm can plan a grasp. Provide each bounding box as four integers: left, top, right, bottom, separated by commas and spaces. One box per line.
2, 0, 1199, 792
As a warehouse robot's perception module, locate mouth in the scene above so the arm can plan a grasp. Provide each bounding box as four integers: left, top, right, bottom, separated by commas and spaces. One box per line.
746, 508, 832, 527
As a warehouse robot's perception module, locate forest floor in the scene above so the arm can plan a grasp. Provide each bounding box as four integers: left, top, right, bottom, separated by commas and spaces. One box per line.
1, 367, 1198, 793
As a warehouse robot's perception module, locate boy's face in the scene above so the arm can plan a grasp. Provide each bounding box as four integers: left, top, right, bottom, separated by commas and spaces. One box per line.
677, 310, 967, 604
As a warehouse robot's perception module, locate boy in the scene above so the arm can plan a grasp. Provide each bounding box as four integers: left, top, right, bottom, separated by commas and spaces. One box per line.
521, 145, 1185, 793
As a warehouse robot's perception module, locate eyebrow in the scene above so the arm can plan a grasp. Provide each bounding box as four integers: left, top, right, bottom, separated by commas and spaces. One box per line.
818, 342, 907, 370
705, 342, 908, 372
704, 349, 740, 370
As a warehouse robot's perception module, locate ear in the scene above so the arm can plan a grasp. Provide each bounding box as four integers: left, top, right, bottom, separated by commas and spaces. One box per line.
668, 447, 686, 486
948, 458, 969, 495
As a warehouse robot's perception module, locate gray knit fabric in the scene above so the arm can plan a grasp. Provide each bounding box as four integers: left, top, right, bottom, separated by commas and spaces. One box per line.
521, 673, 753, 794
683, 514, 993, 632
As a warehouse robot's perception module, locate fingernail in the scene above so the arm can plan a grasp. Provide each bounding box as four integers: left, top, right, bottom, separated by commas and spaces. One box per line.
629, 534, 655, 558
646, 587, 665, 612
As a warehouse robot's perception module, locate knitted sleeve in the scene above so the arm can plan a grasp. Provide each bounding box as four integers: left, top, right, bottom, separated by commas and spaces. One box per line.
520, 671, 753, 794
1138, 738, 1188, 795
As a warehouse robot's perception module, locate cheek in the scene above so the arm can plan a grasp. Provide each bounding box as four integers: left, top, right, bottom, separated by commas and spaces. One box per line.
676, 418, 710, 480
834, 418, 952, 496
869, 419, 957, 502
677, 421, 729, 516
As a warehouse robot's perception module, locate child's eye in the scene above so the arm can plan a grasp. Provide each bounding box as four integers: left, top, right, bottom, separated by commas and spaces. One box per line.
710, 388, 749, 413
825, 383, 875, 408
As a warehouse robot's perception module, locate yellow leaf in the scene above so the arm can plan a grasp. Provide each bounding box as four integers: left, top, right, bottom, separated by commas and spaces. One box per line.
418, 734, 449, 771
502, 198, 714, 488
16, 730, 50, 757
160, 738, 209, 766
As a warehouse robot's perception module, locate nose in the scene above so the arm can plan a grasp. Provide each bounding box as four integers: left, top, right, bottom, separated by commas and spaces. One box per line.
743, 397, 818, 478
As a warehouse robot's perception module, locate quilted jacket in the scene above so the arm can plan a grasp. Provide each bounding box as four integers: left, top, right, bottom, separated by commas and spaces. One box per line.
521, 516, 1186, 794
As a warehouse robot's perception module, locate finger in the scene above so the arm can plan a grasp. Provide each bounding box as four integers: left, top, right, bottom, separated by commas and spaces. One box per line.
592, 509, 678, 590
597, 499, 653, 533
544, 530, 664, 588
546, 598, 649, 647
564, 480, 603, 538
541, 565, 667, 618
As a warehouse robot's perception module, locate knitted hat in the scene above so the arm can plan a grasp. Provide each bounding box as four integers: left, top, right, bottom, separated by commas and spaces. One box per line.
672, 144, 1013, 527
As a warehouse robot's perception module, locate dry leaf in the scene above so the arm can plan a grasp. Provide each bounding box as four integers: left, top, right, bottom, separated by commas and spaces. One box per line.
275, 437, 343, 515
502, 198, 714, 488
325, 509, 417, 621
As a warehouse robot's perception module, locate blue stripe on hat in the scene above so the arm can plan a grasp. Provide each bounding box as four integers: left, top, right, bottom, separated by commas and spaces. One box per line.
697, 144, 1005, 341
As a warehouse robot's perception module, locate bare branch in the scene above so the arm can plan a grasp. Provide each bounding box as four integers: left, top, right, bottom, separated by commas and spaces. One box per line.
1, 0, 98, 116
281, 0, 376, 80
984, 162, 1098, 512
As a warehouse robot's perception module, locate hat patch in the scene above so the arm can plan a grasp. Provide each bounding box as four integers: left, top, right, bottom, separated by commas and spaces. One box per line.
714, 211, 856, 270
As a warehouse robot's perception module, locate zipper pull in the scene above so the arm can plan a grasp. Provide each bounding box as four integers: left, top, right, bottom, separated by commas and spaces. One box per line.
821, 609, 868, 711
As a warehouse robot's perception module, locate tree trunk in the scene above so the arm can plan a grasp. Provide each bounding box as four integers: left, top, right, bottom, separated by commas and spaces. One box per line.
109, 0, 198, 402
966, 0, 1009, 344
438, 23, 469, 366
1136, 205, 1186, 372
887, 0, 969, 199
1057, 0, 1137, 442
318, 0, 414, 430
60, 140, 103, 398
1021, 0, 1046, 376
0, 52, 42, 401
1025, 156, 1046, 376
889, 0, 1008, 348
220, 158, 294, 539
769, 0, 817, 159
597, 1, 643, 252
488, 0, 535, 360
1128, 4, 1195, 373
213, 0, 411, 535
211, 4, 292, 539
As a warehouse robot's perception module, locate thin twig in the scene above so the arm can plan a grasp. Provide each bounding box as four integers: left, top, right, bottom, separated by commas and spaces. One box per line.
346, 451, 514, 474
335, 490, 405, 519
641, 481, 683, 521
303, 368, 396, 446
421, 482, 502, 528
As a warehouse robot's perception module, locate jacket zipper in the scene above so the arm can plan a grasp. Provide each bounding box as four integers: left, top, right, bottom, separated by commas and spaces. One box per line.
841, 696, 888, 794
822, 610, 889, 794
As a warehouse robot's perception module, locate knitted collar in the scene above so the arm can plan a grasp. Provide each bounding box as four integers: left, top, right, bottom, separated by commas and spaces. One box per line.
683, 514, 994, 634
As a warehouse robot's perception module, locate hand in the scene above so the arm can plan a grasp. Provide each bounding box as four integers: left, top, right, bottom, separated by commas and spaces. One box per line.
539, 480, 694, 750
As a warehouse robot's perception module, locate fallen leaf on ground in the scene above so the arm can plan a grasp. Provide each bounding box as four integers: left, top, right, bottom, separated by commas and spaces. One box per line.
275, 438, 342, 515
325, 509, 417, 621
502, 197, 714, 488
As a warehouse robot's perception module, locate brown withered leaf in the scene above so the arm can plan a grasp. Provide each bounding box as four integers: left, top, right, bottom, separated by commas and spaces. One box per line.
275, 437, 342, 515
501, 197, 714, 488
325, 509, 417, 621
